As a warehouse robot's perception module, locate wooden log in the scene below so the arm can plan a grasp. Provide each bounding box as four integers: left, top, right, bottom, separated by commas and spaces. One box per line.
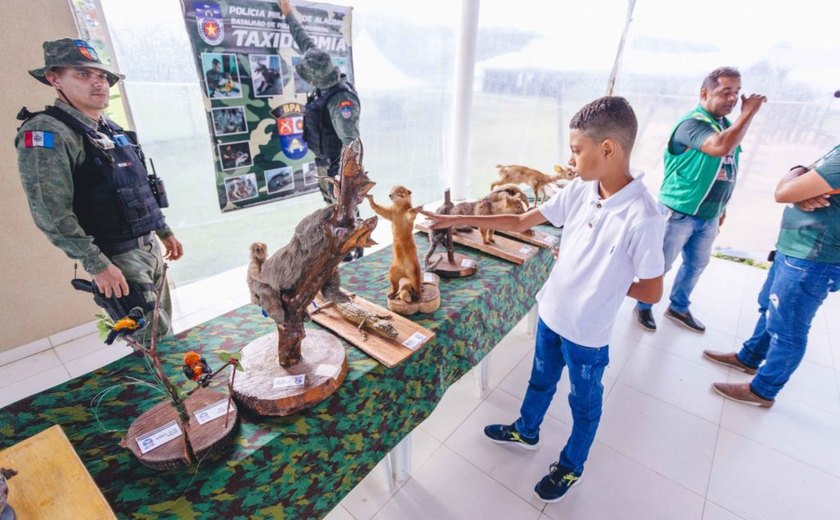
231, 329, 347, 416
388, 272, 441, 315
426, 252, 478, 278
125, 388, 239, 471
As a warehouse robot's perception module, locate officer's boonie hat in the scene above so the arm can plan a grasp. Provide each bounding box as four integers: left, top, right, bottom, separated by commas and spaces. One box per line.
29, 38, 124, 87
295, 48, 340, 89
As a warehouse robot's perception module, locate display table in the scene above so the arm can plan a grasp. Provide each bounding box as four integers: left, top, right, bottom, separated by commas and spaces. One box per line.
0, 229, 557, 519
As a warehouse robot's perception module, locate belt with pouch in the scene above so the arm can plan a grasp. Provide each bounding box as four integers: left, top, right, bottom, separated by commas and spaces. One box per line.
98, 232, 155, 257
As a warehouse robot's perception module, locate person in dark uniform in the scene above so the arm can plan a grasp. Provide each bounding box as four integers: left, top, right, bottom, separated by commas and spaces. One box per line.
16, 38, 182, 343
279, 0, 363, 260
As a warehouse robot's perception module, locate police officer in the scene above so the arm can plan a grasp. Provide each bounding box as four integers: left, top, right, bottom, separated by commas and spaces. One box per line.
278, 0, 363, 259
16, 38, 183, 342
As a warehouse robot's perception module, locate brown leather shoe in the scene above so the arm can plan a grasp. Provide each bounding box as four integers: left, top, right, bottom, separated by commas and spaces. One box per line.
702, 350, 757, 375
712, 382, 774, 408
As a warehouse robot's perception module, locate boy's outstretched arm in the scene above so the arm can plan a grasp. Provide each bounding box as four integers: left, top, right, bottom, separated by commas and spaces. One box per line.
627, 276, 663, 304
419, 207, 548, 234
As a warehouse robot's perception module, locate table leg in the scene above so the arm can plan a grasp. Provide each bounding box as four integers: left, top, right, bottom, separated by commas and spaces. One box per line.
526, 305, 538, 336
474, 356, 490, 398
383, 433, 413, 493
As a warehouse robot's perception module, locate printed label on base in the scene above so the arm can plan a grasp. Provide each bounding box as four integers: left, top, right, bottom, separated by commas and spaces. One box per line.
273, 374, 306, 389
136, 420, 183, 454
193, 399, 231, 425
402, 332, 427, 350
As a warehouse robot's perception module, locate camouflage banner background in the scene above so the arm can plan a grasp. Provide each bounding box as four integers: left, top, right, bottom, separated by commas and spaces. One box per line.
182, 0, 354, 212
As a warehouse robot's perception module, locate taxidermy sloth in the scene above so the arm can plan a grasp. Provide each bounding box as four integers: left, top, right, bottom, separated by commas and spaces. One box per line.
366, 186, 423, 303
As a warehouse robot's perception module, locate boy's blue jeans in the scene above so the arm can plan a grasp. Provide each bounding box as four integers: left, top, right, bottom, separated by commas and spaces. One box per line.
737, 253, 840, 400
636, 211, 719, 314
515, 319, 609, 475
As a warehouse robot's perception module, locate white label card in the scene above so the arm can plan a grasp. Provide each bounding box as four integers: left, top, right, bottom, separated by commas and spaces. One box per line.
136, 420, 183, 454
423, 272, 436, 283
193, 399, 230, 425
402, 332, 427, 351
519, 246, 533, 255
460, 258, 475, 268
273, 374, 306, 389
543, 236, 558, 246
315, 364, 341, 380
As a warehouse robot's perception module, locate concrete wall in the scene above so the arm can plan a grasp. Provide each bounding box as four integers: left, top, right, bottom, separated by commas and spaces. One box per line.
0, 1, 98, 353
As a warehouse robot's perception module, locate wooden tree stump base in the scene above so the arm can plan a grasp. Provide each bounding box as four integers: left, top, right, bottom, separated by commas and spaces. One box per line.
427, 252, 478, 278
125, 388, 239, 471
388, 273, 441, 315
231, 329, 347, 416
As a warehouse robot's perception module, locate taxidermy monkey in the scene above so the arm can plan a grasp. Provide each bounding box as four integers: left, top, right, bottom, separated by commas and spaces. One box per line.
366, 186, 423, 303
247, 241, 286, 324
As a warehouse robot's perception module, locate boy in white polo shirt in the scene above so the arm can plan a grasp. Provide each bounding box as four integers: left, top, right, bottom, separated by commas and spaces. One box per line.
423, 96, 665, 503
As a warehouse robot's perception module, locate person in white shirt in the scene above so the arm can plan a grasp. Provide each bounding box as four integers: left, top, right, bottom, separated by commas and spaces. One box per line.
422, 96, 665, 503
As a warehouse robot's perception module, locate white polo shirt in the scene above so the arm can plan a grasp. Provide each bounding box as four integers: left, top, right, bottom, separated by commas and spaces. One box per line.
536, 172, 665, 348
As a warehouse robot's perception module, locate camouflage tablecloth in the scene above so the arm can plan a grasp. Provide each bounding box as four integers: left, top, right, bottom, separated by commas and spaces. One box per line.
0, 229, 557, 519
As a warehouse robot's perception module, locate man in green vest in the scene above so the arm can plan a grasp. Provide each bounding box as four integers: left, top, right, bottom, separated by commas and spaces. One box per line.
634, 67, 766, 333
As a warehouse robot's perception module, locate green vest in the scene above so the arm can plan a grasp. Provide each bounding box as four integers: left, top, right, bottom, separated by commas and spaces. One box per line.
659, 106, 741, 216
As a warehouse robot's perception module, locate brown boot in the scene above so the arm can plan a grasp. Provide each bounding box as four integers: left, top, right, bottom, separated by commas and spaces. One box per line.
702, 350, 757, 375
712, 383, 774, 408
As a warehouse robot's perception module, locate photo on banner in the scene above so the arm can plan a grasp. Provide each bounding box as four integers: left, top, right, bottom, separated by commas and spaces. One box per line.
211, 106, 248, 136
249, 54, 284, 97
183, 0, 355, 212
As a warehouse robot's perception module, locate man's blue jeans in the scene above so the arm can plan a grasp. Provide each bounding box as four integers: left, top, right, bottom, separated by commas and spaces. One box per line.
515, 319, 609, 475
736, 253, 840, 400
637, 211, 719, 313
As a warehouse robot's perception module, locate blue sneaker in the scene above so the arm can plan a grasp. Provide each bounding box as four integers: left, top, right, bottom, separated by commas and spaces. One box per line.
534, 463, 582, 503
483, 423, 539, 451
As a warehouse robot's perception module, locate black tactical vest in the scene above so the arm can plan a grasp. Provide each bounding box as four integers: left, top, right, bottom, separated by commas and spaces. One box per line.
303, 80, 359, 172
30, 107, 166, 248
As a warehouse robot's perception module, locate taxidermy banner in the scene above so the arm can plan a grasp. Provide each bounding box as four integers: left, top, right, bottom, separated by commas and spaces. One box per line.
182, 0, 355, 212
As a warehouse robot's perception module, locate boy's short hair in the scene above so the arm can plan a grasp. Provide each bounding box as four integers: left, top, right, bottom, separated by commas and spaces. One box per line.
569, 96, 638, 153
702, 67, 740, 90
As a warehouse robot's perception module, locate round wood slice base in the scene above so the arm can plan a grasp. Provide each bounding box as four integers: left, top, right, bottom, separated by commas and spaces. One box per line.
231, 329, 347, 417
387, 274, 441, 315
125, 387, 239, 471
428, 252, 477, 278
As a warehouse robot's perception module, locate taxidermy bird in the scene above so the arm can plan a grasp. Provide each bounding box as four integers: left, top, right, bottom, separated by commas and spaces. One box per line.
104, 307, 146, 345
182, 351, 212, 386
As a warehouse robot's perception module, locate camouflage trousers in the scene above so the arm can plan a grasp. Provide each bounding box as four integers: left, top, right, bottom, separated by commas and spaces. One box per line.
317, 163, 338, 205
109, 238, 173, 344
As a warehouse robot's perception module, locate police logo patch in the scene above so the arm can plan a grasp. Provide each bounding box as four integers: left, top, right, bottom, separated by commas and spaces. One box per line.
195, 2, 225, 46
74, 40, 99, 62
338, 100, 354, 109
280, 135, 308, 160
340, 107, 352, 119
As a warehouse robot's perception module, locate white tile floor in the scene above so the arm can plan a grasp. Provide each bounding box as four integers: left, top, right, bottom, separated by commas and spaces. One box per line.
3, 256, 840, 520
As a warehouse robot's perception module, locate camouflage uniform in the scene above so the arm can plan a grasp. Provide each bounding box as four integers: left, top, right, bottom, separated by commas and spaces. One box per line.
286, 12, 360, 205
17, 39, 174, 340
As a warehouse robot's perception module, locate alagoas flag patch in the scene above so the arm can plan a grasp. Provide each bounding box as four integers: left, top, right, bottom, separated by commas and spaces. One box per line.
24, 131, 55, 149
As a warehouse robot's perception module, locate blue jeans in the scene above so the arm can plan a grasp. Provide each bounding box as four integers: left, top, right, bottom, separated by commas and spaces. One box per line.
637, 211, 719, 313
515, 319, 609, 475
736, 253, 840, 400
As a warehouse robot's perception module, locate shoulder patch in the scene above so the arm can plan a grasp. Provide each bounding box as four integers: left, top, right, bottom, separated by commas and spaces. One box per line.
23, 130, 55, 149
338, 99, 354, 109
